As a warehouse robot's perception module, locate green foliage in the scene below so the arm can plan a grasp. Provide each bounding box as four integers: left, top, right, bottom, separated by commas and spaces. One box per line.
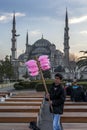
35, 82, 52, 92
14, 80, 39, 90
13, 79, 87, 92
13, 79, 53, 90
14, 83, 24, 90
0, 55, 14, 81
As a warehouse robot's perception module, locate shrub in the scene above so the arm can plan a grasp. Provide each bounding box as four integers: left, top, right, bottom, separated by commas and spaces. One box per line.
35, 82, 52, 92
14, 83, 24, 90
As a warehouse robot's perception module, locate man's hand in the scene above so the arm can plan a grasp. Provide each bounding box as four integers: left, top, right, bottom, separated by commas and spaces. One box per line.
46, 93, 50, 99
49, 100, 52, 105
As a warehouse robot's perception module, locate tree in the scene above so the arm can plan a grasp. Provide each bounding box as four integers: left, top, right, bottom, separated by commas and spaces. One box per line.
0, 61, 4, 82
0, 55, 14, 80
76, 51, 87, 69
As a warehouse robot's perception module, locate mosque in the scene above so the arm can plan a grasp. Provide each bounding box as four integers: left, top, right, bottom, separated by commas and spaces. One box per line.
11, 9, 76, 80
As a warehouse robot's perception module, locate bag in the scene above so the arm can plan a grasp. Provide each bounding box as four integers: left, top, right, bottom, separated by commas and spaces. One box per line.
29, 121, 40, 130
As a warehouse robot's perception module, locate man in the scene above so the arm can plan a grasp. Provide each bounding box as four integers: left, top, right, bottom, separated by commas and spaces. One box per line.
46, 73, 66, 130
71, 81, 85, 102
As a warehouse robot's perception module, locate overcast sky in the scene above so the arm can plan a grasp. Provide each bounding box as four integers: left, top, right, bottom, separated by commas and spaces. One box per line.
0, 0, 87, 60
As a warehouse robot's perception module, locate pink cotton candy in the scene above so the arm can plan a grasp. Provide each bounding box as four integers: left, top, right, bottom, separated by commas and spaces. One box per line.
25, 60, 37, 67
28, 65, 39, 70
28, 67, 38, 72
30, 71, 39, 76
38, 55, 48, 61
38, 55, 51, 70
41, 64, 50, 70
25, 55, 51, 76
25, 60, 39, 76
40, 59, 50, 64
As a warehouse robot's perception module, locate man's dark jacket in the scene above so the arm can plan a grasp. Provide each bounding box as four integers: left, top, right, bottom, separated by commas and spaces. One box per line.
49, 83, 66, 114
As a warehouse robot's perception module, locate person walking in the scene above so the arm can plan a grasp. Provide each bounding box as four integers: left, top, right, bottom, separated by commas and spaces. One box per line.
46, 73, 66, 130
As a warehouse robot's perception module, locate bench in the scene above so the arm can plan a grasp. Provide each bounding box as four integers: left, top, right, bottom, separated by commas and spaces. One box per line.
65, 97, 71, 101
61, 112, 87, 123
0, 91, 11, 96
0, 123, 31, 130
64, 106, 87, 112
62, 123, 87, 130
0, 112, 39, 123
65, 102, 87, 106
0, 106, 41, 113
5, 97, 44, 102
0, 101, 42, 106
12, 91, 45, 98
11, 95, 45, 98
62, 97, 87, 127
0, 93, 8, 97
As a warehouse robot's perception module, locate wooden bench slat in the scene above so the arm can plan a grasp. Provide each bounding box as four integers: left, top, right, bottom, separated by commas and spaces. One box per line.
62, 123, 87, 130
5, 98, 44, 102
11, 95, 44, 98
61, 112, 87, 123
0, 112, 38, 123
64, 106, 87, 112
0, 92, 11, 95
65, 102, 87, 106
0, 102, 42, 106
12, 91, 45, 97
0, 106, 40, 113
0, 123, 30, 130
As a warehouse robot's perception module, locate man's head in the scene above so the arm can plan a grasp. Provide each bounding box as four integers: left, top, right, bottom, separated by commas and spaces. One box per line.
54, 73, 63, 85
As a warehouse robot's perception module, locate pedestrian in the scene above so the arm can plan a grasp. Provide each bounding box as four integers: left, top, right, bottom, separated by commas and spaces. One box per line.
46, 73, 66, 130
71, 81, 85, 102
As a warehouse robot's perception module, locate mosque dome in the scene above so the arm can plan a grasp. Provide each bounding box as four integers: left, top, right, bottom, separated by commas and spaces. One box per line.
31, 37, 51, 56
33, 37, 51, 48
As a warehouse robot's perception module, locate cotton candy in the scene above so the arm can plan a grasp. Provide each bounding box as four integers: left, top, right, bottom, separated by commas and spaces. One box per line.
30, 71, 39, 76
25, 60, 39, 76
38, 55, 51, 70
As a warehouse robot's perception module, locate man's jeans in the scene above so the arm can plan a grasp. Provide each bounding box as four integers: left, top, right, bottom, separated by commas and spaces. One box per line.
53, 114, 61, 130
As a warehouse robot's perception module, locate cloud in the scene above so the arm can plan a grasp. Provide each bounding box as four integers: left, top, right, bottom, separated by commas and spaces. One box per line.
0, 12, 25, 23
80, 31, 87, 34
30, 30, 41, 37
69, 15, 87, 24
15, 12, 25, 17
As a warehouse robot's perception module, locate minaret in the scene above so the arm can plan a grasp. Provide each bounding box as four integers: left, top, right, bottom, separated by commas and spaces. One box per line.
41, 34, 43, 39
25, 31, 29, 54
63, 8, 70, 67
11, 12, 17, 60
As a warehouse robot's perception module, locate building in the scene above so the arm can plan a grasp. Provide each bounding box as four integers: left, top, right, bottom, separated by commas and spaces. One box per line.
11, 10, 75, 80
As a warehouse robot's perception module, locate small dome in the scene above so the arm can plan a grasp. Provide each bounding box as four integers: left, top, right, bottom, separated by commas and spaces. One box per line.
18, 53, 25, 61
54, 65, 65, 72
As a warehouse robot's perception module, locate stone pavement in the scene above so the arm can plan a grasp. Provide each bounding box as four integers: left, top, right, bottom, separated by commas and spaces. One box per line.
39, 100, 53, 130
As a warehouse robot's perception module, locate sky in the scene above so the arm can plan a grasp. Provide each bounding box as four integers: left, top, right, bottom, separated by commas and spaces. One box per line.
0, 0, 87, 60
